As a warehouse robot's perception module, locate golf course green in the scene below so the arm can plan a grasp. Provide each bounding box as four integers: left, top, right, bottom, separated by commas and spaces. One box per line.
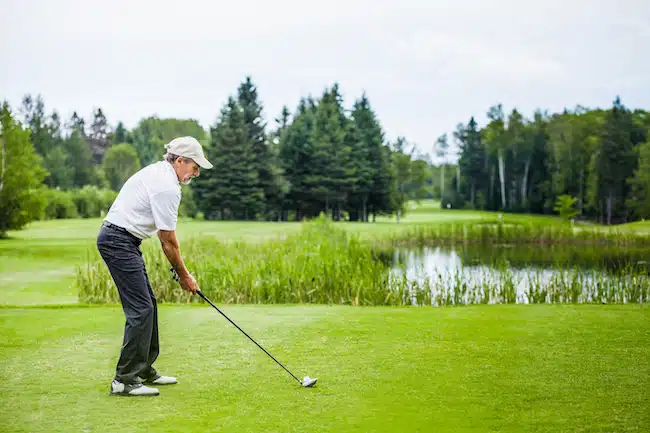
1, 202, 649, 432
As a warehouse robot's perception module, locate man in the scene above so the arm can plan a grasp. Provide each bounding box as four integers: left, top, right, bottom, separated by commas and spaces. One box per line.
97, 136, 213, 397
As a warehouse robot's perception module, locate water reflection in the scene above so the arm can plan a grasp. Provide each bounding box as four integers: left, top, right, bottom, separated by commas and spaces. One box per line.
388, 246, 649, 305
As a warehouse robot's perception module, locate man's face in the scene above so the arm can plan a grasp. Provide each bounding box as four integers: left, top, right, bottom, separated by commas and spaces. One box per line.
173, 157, 200, 185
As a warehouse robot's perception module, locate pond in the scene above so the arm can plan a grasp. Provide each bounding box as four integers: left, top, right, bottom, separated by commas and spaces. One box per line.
388, 245, 650, 306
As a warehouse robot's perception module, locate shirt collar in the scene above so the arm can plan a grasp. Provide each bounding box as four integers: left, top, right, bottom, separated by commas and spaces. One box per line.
163, 161, 180, 186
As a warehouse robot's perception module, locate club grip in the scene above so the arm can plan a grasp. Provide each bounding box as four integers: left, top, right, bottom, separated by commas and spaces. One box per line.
170, 267, 203, 297
169, 267, 180, 282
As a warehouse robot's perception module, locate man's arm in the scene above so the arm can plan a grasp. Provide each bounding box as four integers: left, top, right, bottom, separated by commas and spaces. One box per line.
157, 229, 199, 293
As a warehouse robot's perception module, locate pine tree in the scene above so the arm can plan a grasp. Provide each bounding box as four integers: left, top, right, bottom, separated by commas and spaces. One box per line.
589, 97, 636, 224
88, 108, 110, 164
457, 117, 486, 208
278, 99, 316, 220
348, 94, 379, 222
194, 97, 263, 220
113, 121, 130, 144
237, 77, 280, 219
304, 86, 344, 216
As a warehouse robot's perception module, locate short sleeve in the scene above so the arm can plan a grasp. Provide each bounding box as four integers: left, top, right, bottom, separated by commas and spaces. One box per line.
150, 190, 181, 231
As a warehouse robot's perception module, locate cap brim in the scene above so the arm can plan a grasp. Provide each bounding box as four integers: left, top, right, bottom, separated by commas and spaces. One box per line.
195, 156, 213, 169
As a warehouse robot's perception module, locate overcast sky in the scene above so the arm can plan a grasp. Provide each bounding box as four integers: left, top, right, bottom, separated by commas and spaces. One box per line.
2, 0, 650, 160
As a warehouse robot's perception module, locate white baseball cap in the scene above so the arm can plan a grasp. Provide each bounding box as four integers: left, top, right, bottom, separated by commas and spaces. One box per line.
165, 136, 213, 169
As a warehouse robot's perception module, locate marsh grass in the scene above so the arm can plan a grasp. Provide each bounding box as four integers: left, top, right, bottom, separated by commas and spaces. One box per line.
79, 217, 394, 305
379, 219, 650, 247
389, 261, 649, 306
76, 216, 650, 306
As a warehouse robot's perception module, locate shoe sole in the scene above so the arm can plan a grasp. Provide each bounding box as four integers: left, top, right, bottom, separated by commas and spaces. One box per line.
109, 391, 160, 396
109, 387, 160, 397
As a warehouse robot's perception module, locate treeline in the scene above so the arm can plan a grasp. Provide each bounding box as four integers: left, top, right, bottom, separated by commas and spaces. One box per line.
450, 98, 650, 224
2, 76, 649, 236
0, 78, 433, 234
193, 78, 430, 222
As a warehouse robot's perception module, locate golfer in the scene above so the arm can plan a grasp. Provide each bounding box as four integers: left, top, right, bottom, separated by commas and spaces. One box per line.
97, 136, 213, 397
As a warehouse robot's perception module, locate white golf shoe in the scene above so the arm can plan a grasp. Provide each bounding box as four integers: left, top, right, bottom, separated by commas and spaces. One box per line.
109, 380, 159, 397
143, 374, 178, 385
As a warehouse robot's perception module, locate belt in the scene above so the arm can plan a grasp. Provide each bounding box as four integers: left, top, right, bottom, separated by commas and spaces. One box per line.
102, 221, 140, 241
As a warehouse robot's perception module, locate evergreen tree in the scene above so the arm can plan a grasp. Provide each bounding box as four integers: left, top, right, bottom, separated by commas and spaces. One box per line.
588, 97, 636, 224
279, 99, 316, 220
237, 76, 280, 219
348, 94, 379, 222
88, 108, 110, 164
303, 86, 344, 216
113, 121, 130, 144
457, 117, 486, 208
194, 97, 263, 220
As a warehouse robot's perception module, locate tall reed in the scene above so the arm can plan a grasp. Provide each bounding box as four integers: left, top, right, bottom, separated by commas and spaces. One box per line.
76, 216, 650, 306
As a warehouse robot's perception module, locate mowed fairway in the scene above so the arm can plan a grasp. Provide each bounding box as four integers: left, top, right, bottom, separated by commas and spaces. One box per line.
1, 202, 649, 432
2, 305, 648, 433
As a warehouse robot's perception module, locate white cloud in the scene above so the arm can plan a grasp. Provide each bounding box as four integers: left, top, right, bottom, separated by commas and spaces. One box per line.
1, 0, 649, 156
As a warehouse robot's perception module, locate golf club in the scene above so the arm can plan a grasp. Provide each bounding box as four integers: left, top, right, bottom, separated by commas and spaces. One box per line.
170, 267, 318, 388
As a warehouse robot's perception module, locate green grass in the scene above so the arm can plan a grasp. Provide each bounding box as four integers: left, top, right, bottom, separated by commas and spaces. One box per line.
1, 304, 648, 433
1, 202, 650, 431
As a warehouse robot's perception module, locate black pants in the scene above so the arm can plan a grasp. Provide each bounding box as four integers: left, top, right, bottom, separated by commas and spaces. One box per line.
97, 222, 159, 384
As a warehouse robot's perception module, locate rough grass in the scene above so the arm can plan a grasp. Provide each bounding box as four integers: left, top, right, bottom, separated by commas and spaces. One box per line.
1, 304, 648, 433
75, 217, 650, 306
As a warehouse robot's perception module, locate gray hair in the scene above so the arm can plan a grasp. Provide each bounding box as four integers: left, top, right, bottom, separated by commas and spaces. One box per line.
164, 152, 180, 164
164, 152, 196, 165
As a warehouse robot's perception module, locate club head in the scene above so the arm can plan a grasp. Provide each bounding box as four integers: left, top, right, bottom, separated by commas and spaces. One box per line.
302, 376, 318, 388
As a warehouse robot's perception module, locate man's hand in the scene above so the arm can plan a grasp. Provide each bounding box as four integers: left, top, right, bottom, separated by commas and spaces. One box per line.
180, 273, 199, 294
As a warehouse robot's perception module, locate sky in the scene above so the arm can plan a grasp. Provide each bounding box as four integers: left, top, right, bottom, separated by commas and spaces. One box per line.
2, 0, 650, 161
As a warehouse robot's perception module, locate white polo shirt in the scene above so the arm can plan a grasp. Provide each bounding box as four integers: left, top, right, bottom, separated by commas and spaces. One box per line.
104, 161, 182, 239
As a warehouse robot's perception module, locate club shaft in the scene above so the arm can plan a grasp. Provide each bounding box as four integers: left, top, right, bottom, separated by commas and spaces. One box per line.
196, 291, 303, 385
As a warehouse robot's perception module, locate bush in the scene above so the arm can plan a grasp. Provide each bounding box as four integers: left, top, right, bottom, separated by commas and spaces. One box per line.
41, 188, 79, 219
72, 186, 117, 218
